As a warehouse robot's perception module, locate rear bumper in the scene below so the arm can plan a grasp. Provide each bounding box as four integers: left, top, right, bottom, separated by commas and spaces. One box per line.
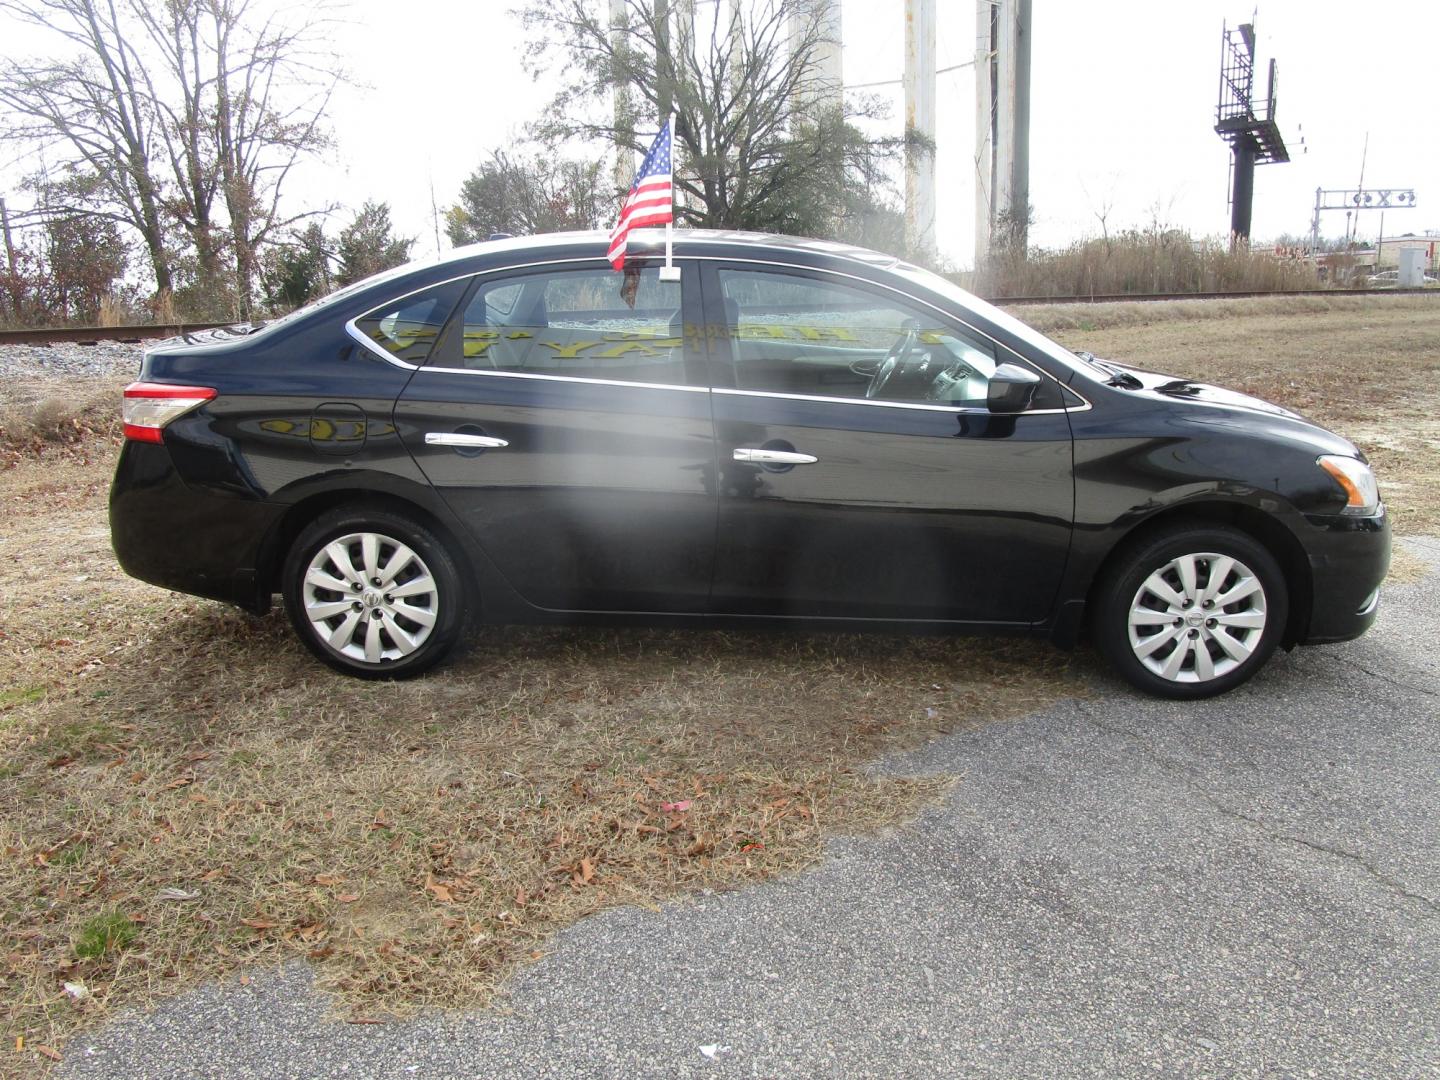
110, 440, 284, 612
1299, 505, 1390, 645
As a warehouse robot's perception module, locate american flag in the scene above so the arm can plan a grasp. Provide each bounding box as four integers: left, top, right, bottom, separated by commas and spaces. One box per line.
608, 118, 674, 271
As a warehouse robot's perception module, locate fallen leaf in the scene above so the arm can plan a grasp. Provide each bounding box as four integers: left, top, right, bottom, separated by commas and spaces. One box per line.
240, 918, 277, 929
661, 800, 693, 813
336, 893, 360, 903
36, 1045, 61, 1062
424, 876, 453, 903
313, 874, 344, 887
579, 857, 594, 884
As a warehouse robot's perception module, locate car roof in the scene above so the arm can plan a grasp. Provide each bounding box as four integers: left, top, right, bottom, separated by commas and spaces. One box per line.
430, 229, 914, 274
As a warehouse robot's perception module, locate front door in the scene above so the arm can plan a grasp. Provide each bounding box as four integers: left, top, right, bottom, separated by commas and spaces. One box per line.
703, 264, 1075, 626
393, 261, 717, 613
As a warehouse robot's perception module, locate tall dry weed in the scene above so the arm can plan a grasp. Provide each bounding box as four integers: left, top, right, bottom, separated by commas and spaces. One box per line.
975, 231, 1319, 298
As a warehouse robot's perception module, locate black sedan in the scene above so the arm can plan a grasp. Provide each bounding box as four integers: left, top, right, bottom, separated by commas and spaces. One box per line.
110, 231, 1389, 697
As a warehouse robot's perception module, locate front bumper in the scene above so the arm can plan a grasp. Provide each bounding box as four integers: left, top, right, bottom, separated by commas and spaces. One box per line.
1300, 504, 1390, 645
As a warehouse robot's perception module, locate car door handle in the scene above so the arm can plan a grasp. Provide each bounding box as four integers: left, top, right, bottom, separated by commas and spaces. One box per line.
733, 448, 817, 465
425, 432, 509, 448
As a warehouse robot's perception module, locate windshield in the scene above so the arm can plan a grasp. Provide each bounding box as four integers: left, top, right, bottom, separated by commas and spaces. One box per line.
891, 264, 1105, 383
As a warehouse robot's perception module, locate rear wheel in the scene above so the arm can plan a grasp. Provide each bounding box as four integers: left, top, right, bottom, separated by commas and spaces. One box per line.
1094, 525, 1287, 699
282, 507, 467, 679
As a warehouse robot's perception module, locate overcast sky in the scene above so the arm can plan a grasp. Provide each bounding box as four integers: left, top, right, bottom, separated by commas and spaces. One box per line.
5, 0, 1438, 269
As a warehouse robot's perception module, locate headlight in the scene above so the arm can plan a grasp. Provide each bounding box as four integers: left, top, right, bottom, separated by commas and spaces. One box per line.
1317, 455, 1380, 515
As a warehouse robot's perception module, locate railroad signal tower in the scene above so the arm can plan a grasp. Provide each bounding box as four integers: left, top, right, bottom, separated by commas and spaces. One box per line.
1214, 18, 1289, 247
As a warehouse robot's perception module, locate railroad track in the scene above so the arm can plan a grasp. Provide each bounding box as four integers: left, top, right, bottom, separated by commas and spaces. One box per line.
0, 321, 230, 346
2, 287, 1436, 346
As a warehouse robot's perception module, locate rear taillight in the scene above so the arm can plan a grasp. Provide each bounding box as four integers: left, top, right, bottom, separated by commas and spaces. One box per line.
122, 382, 217, 443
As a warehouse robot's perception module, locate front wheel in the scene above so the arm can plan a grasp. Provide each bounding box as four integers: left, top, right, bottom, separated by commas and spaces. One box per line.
1094, 525, 1288, 699
282, 507, 468, 679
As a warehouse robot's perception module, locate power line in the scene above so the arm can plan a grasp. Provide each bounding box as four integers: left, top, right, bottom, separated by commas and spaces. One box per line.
845, 58, 975, 92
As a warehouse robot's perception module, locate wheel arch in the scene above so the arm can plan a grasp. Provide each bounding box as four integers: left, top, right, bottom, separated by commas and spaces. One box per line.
256, 484, 469, 603
1084, 500, 1313, 647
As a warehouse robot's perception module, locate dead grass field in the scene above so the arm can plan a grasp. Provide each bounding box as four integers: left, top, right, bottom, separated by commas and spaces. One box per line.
1, 295, 1436, 1075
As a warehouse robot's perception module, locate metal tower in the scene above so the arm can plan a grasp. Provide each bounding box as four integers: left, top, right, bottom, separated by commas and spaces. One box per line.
1214, 18, 1289, 247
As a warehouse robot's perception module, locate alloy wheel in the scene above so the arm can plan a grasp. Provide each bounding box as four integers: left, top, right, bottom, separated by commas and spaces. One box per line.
1126, 551, 1268, 684
301, 531, 440, 664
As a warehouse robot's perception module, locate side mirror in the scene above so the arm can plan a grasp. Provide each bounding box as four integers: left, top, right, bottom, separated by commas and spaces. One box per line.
986, 363, 1042, 414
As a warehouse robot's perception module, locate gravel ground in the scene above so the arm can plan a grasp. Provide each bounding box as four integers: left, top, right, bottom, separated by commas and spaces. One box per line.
0, 342, 143, 382
54, 539, 1440, 1079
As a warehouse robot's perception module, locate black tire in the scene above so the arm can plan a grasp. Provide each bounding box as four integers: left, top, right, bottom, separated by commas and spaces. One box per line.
1093, 524, 1288, 699
282, 506, 468, 679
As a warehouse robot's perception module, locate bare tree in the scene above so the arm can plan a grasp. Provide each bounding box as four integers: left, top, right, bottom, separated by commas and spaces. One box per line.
205, 0, 339, 317
0, 0, 174, 292
517, 0, 900, 239
445, 150, 606, 244
0, 0, 339, 315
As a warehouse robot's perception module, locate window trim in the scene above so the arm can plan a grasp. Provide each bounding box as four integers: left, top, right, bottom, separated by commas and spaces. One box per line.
342, 254, 1090, 415
700, 260, 1073, 414
430, 262, 697, 385
349, 276, 470, 368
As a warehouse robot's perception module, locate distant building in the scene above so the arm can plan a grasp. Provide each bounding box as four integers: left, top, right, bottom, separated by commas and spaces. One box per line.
1375, 233, 1440, 271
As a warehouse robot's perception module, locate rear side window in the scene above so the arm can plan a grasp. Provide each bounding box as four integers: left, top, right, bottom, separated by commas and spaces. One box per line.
444, 266, 690, 385
354, 279, 468, 364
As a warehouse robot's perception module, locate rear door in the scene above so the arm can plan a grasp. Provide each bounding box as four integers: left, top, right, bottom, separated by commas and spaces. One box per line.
702, 263, 1076, 625
391, 260, 717, 613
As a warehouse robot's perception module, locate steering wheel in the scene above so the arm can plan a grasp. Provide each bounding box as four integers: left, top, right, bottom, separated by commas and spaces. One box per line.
866, 324, 920, 399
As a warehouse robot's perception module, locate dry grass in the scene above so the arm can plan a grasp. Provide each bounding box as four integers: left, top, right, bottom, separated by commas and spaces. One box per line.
0, 376, 124, 468
2, 294, 1437, 1075
0, 456, 1078, 1076
976, 231, 1320, 298
1009, 291, 1440, 336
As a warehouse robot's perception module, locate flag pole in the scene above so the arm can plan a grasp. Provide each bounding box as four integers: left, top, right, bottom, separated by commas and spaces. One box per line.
659, 115, 681, 282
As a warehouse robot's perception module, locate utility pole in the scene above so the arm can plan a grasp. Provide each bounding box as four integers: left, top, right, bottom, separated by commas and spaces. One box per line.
974, 0, 1030, 267
791, 0, 843, 113
904, 0, 936, 263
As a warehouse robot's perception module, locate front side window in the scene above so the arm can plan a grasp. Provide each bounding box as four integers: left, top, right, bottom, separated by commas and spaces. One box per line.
353, 279, 468, 364
717, 268, 1006, 407
446, 266, 689, 385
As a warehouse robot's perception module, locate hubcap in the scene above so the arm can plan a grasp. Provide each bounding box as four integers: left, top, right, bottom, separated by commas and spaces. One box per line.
1127, 552, 1267, 683
301, 532, 439, 664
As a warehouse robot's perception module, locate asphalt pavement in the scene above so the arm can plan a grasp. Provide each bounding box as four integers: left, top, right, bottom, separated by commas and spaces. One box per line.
60, 538, 1440, 1080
